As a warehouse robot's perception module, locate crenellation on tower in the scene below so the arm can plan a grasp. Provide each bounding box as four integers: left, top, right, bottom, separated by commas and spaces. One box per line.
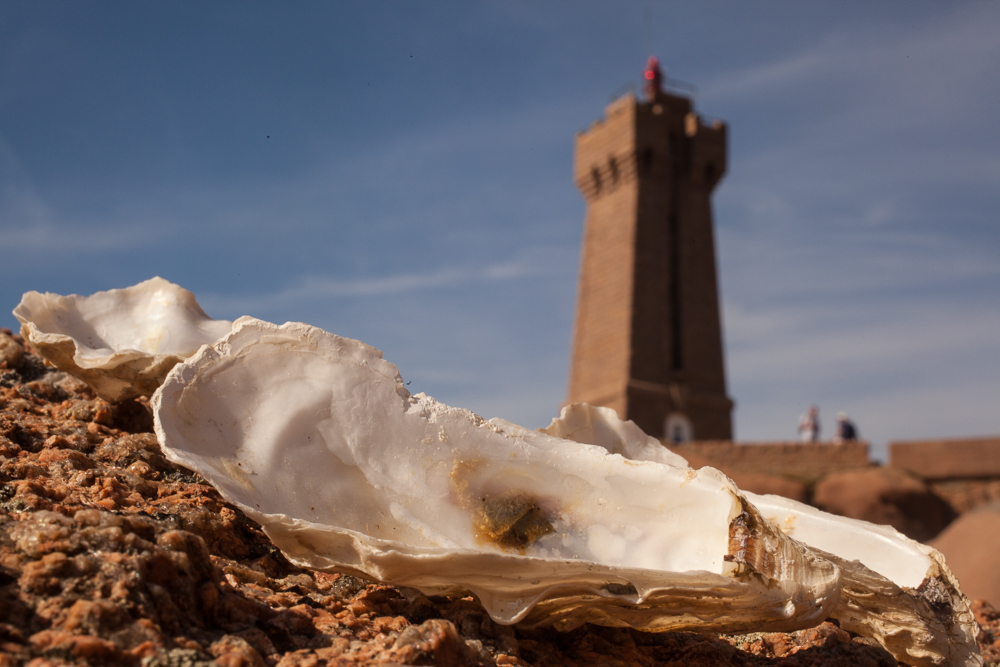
567, 61, 734, 442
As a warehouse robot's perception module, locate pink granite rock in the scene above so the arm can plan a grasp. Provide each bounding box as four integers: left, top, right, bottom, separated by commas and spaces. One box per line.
932, 502, 1000, 607
813, 466, 956, 542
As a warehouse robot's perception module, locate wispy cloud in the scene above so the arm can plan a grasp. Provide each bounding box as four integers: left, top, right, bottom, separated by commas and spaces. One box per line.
703, 4, 1000, 110
726, 300, 1000, 379
0, 135, 170, 255
199, 244, 577, 317
718, 224, 1000, 304
0, 217, 168, 254
702, 2, 1000, 205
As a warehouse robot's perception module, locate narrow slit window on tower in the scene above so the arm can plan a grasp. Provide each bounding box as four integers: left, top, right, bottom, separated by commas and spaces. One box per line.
640, 148, 654, 176
608, 157, 619, 183
669, 212, 684, 372
591, 166, 602, 193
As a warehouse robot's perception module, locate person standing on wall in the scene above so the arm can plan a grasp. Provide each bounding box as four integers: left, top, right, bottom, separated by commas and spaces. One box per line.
798, 405, 820, 443
833, 412, 858, 444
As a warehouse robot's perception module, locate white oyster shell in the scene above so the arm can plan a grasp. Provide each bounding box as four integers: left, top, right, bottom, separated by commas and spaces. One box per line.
549, 404, 981, 667
751, 494, 980, 667
541, 403, 690, 469
13, 277, 233, 402
153, 317, 840, 633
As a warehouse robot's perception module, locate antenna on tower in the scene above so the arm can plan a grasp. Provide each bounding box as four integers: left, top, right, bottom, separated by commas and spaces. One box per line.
642, 5, 652, 62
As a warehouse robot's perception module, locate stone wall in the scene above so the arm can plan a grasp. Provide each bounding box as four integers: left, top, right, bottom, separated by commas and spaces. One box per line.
890, 437, 1000, 515
889, 436, 1000, 480
665, 440, 871, 485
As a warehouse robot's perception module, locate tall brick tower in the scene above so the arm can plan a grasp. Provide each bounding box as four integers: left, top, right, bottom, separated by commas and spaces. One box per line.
566, 59, 733, 441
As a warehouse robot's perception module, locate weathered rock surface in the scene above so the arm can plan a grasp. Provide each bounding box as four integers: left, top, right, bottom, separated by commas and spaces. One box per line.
931, 479, 1000, 516
722, 471, 809, 504
0, 330, 24, 371
932, 502, 1000, 609
813, 466, 956, 542
0, 334, 990, 666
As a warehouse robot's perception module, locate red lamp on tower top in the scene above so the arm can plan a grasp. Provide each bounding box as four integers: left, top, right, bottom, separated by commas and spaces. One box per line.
643, 56, 663, 100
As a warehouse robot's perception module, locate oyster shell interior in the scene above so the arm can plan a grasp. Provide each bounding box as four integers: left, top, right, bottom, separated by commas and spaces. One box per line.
13, 277, 232, 402
153, 317, 840, 633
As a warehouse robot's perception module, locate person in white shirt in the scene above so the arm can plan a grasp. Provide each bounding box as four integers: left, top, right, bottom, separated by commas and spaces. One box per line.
798, 405, 820, 443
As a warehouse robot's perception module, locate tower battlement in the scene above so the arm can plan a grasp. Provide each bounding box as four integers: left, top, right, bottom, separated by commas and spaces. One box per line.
575, 93, 727, 202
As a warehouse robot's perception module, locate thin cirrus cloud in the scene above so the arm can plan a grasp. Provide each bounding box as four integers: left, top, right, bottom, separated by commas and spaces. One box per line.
702, 4, 1000, 115
702, 4, 1000, 192
720, 227, 1000, 299
726, 302, 1000, 380
199, 245, 577, 320
0, 135, 170, 256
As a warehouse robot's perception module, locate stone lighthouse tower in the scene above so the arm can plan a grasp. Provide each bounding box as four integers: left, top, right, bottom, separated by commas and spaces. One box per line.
566, 58, 733, 441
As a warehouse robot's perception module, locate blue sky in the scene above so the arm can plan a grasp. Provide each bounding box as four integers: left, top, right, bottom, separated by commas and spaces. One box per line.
2, 2, 998, 459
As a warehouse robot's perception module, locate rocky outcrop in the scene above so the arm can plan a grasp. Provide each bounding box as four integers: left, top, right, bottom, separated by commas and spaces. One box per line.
813, 466, 956, 542
930, 478, 1000, 516
932, 502, 1000, 608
